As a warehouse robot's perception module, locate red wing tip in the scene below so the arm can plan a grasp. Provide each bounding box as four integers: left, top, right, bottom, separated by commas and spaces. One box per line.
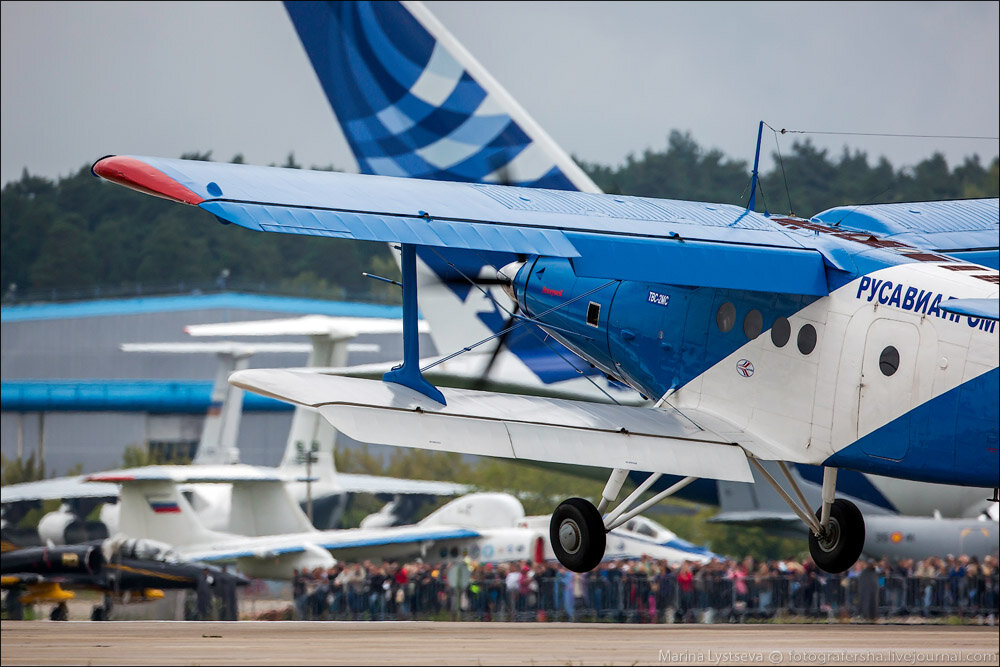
85, 474, 135, 482
92, 155, 205, 206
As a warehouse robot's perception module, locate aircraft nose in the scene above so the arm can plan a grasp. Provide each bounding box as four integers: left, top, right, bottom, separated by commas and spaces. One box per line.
497, 260, 525, 302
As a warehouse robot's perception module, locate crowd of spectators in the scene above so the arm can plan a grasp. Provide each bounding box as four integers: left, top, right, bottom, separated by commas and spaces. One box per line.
285, 553, 998, 624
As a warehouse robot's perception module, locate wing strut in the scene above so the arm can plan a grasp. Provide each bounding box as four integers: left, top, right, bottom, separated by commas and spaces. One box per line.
383, 244, 446, 405
747, 120, 764, 212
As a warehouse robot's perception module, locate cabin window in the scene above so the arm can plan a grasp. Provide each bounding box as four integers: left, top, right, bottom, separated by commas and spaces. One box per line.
797, 324, 817, 355
716, 302, 736, 333
879, 346, 900, 376
771, 317, 791, 347
587, 301, 601, 327
744, 310, 763, 339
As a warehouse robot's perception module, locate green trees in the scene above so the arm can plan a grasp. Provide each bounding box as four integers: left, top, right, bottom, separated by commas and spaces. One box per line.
580, 133, 997, 218
0, 157, 399, 302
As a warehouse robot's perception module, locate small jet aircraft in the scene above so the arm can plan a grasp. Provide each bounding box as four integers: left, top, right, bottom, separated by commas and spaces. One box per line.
1, 534, 246, 620
284, 0, 1000, 554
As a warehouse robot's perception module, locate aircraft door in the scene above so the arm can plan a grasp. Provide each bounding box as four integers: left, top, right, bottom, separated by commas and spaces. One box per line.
857, 319, 920, 460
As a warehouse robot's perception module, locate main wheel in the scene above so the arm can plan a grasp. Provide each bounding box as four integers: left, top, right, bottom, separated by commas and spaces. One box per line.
549, 497, 606, 573
809, 498, 865, 574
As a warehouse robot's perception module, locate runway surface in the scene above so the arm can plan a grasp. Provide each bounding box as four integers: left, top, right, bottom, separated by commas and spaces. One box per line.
2, 621, 998, 665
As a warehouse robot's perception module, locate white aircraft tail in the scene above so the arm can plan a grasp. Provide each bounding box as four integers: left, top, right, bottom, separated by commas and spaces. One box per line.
114, 477, 228, 548
196, 350, 248, 465
228, 479, 317, 536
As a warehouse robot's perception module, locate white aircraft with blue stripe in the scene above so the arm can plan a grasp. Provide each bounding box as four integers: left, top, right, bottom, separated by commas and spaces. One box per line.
283, 0, 999, 539
92, 471, 713, 578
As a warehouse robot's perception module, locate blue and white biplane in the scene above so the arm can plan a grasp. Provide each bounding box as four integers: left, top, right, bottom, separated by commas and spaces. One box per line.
89, 2, 999, 576
91, 149, 999, 574
281, 1, 1000, 542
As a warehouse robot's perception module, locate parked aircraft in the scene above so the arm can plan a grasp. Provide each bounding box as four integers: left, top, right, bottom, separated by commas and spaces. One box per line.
2, 341, 310, 543
1, 534, 246, 620
180, 314, 455, 529
94, 469, 715, 575
713, 461, 998, 561
284, 0, 999, 547
1, 335, 466, 544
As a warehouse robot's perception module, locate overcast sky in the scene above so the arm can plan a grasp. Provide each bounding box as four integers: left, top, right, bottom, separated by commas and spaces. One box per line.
2, 1, 998, 187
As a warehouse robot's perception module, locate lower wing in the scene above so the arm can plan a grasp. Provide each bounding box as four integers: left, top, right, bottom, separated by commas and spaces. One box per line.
230, 369, 757, 483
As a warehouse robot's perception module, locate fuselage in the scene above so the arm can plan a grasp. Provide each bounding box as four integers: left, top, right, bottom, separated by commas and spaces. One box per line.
511, 216, 999, 489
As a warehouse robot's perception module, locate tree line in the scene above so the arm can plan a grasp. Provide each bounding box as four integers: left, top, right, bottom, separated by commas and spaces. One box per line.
2, 135, 997, 301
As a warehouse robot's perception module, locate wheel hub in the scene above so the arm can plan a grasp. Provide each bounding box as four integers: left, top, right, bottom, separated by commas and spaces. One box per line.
558, 519, 582, 554
816, 517, 841, 553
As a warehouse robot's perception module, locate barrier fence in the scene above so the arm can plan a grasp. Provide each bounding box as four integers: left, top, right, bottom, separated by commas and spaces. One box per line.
285, 568, 999, 623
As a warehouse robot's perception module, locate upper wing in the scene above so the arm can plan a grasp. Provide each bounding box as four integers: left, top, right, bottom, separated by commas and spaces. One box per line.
1, 475, 119, 505
230, 369, 754, 483
88, 464, 306, 484
92, 156, 833, 296
813, 199, 999, 269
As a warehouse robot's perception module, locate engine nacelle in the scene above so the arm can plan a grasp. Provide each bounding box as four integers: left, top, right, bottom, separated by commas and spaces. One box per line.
37, 504, 109, 546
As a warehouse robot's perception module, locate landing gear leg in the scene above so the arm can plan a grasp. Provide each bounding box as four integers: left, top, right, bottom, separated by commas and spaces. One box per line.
809, 467, 865, 574
550, 498, 606, 573
550, 469, 699, 572
748, 460, 865, 574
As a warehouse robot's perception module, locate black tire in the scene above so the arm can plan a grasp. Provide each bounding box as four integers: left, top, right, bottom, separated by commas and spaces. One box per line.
809, 498, 865, 574
549, 497, 606, 573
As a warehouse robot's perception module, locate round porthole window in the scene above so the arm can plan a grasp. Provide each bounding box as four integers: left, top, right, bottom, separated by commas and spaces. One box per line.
771, 317, 791, 347
743, 309, 763, 340
717, 302, 736, 333
879, 346, 900, 376
797, 323, 817, 355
